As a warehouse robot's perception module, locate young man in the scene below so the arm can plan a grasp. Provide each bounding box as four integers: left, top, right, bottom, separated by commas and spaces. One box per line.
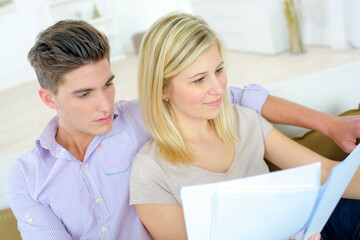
5, 20, 359, 239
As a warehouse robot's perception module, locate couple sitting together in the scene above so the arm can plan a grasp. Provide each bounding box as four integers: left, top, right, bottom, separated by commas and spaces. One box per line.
6, 11, 360, 240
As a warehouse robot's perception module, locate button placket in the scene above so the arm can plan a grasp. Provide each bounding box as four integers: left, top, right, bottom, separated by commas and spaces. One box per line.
81, 142, 112, 238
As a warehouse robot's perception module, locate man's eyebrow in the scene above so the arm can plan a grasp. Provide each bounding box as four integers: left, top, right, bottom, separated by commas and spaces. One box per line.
105, 75, 115, 85
72, 88, 93, 95
187, 61, 224, 79
71, 75, 115, 94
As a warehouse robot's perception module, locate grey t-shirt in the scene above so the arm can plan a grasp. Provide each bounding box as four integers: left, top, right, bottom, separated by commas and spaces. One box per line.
129, 104, 273, 206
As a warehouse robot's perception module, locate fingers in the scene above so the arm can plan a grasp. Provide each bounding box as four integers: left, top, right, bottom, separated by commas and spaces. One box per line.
308, 232, 321, 240
342, 143, 357, 154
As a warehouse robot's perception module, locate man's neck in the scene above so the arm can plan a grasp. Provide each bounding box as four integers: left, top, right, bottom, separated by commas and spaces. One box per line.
56, 126, 94, 162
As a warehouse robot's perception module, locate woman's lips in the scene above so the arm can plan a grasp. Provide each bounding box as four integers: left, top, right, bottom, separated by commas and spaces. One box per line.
204, 98, 222, 107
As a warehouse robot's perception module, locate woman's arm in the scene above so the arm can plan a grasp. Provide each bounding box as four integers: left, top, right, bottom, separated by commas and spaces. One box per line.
264, 127, 360, 199
135, 204, 187, 240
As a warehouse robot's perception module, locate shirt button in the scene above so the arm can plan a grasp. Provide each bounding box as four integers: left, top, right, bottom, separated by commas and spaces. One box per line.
25, 214, 30, 219
81, 165, 86, 171
101, 226, 107, 232
99, 143, 104, 149
95, 198, 101, 204
28, 219, 33, 224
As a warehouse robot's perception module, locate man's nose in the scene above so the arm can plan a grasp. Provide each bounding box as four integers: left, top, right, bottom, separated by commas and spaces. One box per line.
96, 92, 112, 112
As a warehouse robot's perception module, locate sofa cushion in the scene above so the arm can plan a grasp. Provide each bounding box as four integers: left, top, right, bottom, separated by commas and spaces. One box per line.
0, 208, 21, 240
267, 104, 360, 171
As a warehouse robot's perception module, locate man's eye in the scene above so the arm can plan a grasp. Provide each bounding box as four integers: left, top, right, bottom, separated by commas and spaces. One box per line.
105, 81, 113, 87
79, 92, 89, 98
216, 67, 224, 73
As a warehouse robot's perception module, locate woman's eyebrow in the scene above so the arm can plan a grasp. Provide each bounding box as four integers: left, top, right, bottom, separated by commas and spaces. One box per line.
187, 61, 224, 79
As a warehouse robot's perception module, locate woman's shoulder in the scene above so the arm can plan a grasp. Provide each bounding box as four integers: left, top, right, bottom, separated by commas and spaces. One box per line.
231, 104, 260, 121
231, 104, 273, 140
137, 139, 159, 157
132, 139, 170, 172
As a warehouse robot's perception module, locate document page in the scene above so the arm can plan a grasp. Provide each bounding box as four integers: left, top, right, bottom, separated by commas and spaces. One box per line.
181, 163, 321, 240
211, 185, 319, 240
303, 144, 360, 239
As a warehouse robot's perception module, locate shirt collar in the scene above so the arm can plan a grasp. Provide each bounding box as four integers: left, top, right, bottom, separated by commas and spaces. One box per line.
35, 114, 121, 160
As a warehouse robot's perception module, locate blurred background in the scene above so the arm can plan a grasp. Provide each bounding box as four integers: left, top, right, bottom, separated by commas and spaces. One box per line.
0, 0, 360, 156
1, 0, 360, 90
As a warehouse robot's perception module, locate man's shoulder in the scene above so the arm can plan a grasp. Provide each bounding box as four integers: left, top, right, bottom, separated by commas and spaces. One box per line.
114, 99, 143, 127
10, 147, 43, 170
114, 99, 148, 142
5, 147, 42, 185
115, 99, 140, 114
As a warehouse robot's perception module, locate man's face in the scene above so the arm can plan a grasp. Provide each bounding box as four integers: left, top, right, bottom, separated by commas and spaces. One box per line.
53, 58, 115, 139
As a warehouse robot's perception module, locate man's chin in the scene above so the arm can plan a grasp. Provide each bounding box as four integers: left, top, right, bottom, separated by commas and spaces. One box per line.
94, 121, 113, 136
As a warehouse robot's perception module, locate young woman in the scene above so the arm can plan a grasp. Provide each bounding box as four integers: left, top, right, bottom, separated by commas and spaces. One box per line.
130, 12, 360, 240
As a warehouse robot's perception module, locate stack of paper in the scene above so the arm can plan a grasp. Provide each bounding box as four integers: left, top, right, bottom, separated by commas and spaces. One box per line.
181, 145, 360, 240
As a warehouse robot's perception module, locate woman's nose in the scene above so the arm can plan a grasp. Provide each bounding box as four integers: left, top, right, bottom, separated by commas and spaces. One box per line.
209, 76, 225, 95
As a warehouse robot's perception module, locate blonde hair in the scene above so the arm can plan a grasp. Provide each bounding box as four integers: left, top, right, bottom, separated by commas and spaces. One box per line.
138, 12, 237, 164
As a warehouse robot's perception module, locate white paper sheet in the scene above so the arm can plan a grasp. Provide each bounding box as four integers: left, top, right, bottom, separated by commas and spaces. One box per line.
181, 162, 321, 240
211, 185, 319, 240
303, 144, 360, 239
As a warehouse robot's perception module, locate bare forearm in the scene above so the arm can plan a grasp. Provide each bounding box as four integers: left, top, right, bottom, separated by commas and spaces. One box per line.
261, 95, 334, 135
262, 95, 360, 153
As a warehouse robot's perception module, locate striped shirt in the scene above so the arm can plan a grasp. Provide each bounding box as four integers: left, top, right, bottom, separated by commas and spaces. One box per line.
5, 85, 268, 239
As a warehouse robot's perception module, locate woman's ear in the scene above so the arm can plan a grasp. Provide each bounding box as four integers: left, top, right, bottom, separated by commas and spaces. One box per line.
162, 89, 169, 101
39, 88, 59, 110
162, 93, 168, 101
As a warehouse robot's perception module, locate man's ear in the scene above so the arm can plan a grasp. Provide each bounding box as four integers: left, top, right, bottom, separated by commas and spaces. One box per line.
39, 88, 59, 110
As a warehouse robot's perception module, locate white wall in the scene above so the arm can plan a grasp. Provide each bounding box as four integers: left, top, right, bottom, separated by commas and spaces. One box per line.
1, 0, 358, 91
300, 0, 360, 50
0, 0, 193, 91
111, 0, 193, 52
0, 0, 46, 90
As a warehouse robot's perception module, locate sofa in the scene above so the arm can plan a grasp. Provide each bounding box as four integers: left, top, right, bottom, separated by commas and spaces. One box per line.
1, 61, 359, 239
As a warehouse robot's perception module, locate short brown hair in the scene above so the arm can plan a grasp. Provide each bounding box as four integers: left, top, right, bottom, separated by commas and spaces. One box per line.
28, 20, 110, 94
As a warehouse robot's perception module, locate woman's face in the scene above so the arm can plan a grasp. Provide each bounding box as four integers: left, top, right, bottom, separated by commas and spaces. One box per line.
164, 44, 227, 124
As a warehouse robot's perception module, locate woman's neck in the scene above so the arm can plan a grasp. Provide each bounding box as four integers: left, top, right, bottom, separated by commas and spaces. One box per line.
176, 117, 215, 142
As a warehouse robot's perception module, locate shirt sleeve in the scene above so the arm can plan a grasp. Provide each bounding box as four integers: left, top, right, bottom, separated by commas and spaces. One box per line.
129, 153, 178, 205
5, 163, 73, 240
228, 84, 269, 115
257, 114, 274, 141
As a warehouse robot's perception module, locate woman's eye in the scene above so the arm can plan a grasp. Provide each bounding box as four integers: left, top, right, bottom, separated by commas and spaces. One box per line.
194, 77, 204, 84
